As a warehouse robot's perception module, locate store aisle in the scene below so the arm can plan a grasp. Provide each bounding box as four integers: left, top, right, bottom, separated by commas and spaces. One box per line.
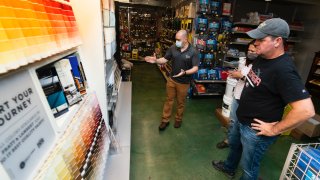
130, 62, 302, 180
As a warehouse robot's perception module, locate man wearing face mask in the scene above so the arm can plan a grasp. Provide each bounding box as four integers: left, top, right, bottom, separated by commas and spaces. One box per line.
212, 18, 315, 179
216, 42, 257, 149
145, 29, 199, 131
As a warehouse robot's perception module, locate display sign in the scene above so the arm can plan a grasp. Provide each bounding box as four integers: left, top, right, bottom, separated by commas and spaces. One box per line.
0, 70, 56, 179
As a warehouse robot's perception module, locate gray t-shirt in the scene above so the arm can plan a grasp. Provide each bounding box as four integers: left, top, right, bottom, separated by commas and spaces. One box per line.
164, 44, 200, 84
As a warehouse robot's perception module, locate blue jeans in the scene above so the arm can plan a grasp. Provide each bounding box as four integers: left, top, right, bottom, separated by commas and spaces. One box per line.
224, 99, 278, 180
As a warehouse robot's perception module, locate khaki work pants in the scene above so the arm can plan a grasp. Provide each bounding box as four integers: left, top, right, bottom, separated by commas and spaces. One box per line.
162, 78, 190, 122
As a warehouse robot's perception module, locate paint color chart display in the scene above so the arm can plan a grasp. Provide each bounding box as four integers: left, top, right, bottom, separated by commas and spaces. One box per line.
0, 0, 81, 74
34, 93, 110, 180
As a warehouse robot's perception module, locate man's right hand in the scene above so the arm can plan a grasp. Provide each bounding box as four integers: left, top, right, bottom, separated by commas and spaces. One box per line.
145, 53, 157, 63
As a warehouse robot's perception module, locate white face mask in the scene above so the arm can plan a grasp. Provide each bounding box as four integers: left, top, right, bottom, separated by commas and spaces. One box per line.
247, 52, 258, 60
176, 40, 183, 48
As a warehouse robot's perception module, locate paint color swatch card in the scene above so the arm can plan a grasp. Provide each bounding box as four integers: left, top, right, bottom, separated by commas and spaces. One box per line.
34, 93, 110, 180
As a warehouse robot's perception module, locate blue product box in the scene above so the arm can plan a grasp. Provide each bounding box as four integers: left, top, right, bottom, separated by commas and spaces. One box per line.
208, 69, 217, 80
206, 39, 217, 51
208, 21, 220, 33
210, 1, 221, 15
198, 69, 208, 80
198, 18, 208, 32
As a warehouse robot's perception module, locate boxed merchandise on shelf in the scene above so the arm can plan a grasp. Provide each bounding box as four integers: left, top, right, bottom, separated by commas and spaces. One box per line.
118, 4, 169, 60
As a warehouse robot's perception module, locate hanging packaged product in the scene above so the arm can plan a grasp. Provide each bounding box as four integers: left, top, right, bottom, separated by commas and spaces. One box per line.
206, 39, 218, 51
208, 69, 217, 80
210, 0, 221, 15
197, 16, 208, 32
222, 1, 232, 16
214, 67, 222, 80
198, 0, 209, 14
221, 18, 233, 33
208, 21, 220, 34
204, 53, 214, 66
198, 53, 205, 68
198, 68, 208, 80
196, 33, 208, 51
121, 43, 131, 51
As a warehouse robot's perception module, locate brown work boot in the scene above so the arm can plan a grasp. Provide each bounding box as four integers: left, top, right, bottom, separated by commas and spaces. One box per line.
159, 122, 169, 131
174, 121, 182, 128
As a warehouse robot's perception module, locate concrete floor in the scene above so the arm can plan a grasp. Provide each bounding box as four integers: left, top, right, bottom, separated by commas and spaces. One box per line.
130, 62, 318, 180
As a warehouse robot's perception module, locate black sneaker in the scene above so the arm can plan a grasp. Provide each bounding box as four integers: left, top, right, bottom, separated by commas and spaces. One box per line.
216, 140, 229, 149
211, 160, 235, 178
174, 121, 182, 128
159, 122, 169, 131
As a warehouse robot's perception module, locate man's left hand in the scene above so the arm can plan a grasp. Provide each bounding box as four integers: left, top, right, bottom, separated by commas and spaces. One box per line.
172, 69, 185, 77
251, 118, 279, 136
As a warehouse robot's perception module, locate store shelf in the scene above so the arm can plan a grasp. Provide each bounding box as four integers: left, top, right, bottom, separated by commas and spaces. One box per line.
160, 38, 175, 44
229, 41, 250, 45
309, 79, 320, 87
193, 92, 223, 96
232, 31, 248, 34
105, 60, 117, 82
129, 58, 145, 61
194, 79, 226, 83
287, 39, 302, 43
233, 22, 259, 26
226, 55, 240, 58
289, 25, 305, 31
104, 82, 132, 180
224, 60, 239, 68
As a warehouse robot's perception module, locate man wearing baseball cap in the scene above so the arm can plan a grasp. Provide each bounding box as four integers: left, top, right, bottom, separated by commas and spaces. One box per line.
212, 18, 315, 179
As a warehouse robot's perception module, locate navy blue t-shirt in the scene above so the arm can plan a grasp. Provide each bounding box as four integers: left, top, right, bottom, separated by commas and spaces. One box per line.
237, 53, 310, 125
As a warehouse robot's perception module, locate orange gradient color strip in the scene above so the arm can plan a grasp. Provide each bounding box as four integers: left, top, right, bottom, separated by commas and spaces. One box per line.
0, 0, 81, 74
